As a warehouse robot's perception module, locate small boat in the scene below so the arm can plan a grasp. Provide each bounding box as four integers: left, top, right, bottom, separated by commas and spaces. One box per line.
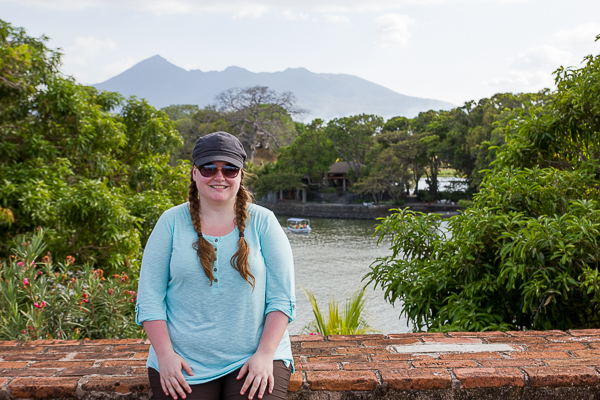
287, 218, 311, 233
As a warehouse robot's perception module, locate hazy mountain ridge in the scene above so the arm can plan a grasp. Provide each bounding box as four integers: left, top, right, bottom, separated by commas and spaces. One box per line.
93, 55, 455, 120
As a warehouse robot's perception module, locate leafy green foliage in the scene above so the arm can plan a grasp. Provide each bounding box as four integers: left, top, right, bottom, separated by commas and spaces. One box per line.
0, 229, 141, 340
365, 43, 600, 332
302, 288, 375, 335
0, 19, 188, 273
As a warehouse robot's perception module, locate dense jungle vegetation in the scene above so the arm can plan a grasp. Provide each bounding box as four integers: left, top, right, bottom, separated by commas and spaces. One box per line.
1, 18, 598, 338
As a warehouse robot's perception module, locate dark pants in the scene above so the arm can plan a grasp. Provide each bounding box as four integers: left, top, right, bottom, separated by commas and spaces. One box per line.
148, 361, 291, 400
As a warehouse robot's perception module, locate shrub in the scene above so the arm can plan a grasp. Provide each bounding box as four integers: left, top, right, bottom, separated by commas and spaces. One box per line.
0, 229, 141, 340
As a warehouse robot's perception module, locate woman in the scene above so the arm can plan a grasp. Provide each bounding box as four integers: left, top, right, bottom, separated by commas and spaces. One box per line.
136, 131, 295, 400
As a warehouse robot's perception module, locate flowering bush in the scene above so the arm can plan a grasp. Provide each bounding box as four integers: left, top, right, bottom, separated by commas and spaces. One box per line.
0, 229, 143, 340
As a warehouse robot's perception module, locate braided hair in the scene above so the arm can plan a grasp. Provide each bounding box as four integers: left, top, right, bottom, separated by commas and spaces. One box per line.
188, 169, 255, 289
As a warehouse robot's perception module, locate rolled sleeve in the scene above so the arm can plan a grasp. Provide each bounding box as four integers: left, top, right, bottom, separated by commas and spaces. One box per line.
259, 212, 296, 323
135, 212, 173, 325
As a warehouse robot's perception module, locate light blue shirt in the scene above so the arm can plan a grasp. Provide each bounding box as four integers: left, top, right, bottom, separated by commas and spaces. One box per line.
136, 202, 295, 384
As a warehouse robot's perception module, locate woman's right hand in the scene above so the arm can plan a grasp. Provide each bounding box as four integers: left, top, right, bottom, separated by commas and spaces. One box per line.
157, 351, 193, 399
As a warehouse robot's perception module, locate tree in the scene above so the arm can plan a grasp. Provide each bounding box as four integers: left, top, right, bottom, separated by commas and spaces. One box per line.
0, 19, 188, 273
276, 119, 338, 187
216, 86, 306, 162
365, 41, 600, 332
326, 114, 384, 180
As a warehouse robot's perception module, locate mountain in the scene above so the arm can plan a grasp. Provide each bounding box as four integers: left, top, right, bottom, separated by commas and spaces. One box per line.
93, 55, 455, 120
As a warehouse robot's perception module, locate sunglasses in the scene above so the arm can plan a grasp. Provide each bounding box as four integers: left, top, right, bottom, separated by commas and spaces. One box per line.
196, 163, 241, 179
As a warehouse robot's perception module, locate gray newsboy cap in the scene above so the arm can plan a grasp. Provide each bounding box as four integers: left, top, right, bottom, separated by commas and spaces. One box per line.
192, 131, 247, 169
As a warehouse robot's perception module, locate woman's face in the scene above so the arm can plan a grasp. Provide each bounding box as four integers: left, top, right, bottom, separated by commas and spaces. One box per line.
193, 161, 242, 206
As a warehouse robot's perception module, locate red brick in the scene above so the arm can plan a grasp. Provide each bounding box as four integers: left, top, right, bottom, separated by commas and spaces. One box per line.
372, 353, 436, 362
388, 333, 444, 339
133, 351, 149, 359
506, 330, 566, 337
569, 329, 600, 336
288, 371, 303, 392
294, 347, 332, 356
413, 359, 478, 368
447, 331, 508, 338
526, 343, 587, 351
545, 358, 600, 367
422, 337, 483, 344
9, 377, 79, 398
336, 347, 391, 354
486, 337, 548, 344
454, 367, 524, 388
0, 377, 9, 387
47, 345, 105, 353
290, 335, 324, 342
3, 354, 63, 361
307, 371, 377, 391
547, 336, 600, 343
83, 339, 144, 345
328, 334, 386, 341
100, 360, 147, 367
306, 355, 368, 363
361, 339, 420, 346
342, 361, 410, 371
381, 368, 451, 390
295, 362, 339, 371
74, 352, 133, 360
479, 359, 546, 367
302, 341, 358, 348
0, 369, 58, 377
60, 367, 129, 376
524, 366, 600, 387
82, 376, 150, 393
0, 341, 20, 346
22, 340, 81, 346
438, 352, 505, 360
571, 350, 600, 358
112, 345, 151, 352
32, 361, 95, 368
506, 351, 570, 359
0, 361, 28, 369
132, 367, 147, 375
591, 343, 600, 350
0, 346, 44, 354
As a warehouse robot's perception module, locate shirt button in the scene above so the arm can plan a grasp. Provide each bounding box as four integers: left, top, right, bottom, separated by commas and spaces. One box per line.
214, 279, 218, 282
213, 268, 217, 272
215, 239, 218, 242
214, 247, 217, 251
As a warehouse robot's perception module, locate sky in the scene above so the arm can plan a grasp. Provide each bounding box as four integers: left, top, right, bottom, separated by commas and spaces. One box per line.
2, 0, 600, 106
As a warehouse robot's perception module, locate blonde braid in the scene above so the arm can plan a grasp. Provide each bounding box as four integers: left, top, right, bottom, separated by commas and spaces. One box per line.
188, 169, 217, 284
230, 171, 254, 289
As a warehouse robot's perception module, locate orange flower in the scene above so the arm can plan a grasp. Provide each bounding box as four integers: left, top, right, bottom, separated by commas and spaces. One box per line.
65, 255, 75, 266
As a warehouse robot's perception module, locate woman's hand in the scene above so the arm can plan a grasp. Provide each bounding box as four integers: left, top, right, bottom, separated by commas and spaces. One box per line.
157, 351, 193, 400
237, 350, 274, 400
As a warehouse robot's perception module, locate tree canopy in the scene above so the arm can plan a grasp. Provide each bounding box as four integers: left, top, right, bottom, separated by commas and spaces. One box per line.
0, 19, 188, 273
366, 41, 600, 331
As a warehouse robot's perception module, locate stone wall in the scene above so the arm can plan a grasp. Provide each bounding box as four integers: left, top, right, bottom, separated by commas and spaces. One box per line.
257, 202, 460, 220
1, 330, 600, 399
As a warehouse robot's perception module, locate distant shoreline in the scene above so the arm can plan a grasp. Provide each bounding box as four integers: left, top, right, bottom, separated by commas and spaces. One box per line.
257, 201, 461, 220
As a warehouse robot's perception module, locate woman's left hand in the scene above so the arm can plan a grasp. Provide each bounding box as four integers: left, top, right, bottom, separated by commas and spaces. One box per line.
237, 351, 273, 400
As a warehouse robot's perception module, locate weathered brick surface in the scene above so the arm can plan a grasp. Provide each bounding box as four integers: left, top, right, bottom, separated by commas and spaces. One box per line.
0, 332, 599, 399
306, 371, 377, 391
524, 366, 600, 387
380, 368, 452, 390
9, 377, 79, 398
454, 367, 525, 388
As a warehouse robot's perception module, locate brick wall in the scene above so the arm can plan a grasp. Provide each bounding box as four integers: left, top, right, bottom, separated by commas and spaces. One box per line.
1, 330, 600, 399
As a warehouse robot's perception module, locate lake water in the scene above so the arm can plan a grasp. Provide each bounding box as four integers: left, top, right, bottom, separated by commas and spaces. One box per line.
277, 216, 412, 335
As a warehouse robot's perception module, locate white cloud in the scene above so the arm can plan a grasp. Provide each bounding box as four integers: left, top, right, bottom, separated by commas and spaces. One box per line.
61, 36, 134, 83
282, 9, 309, 20
484, 70, 552, 93
511, 45, 574, 70
322, 14, 350, 24
376, 13, 413, 47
